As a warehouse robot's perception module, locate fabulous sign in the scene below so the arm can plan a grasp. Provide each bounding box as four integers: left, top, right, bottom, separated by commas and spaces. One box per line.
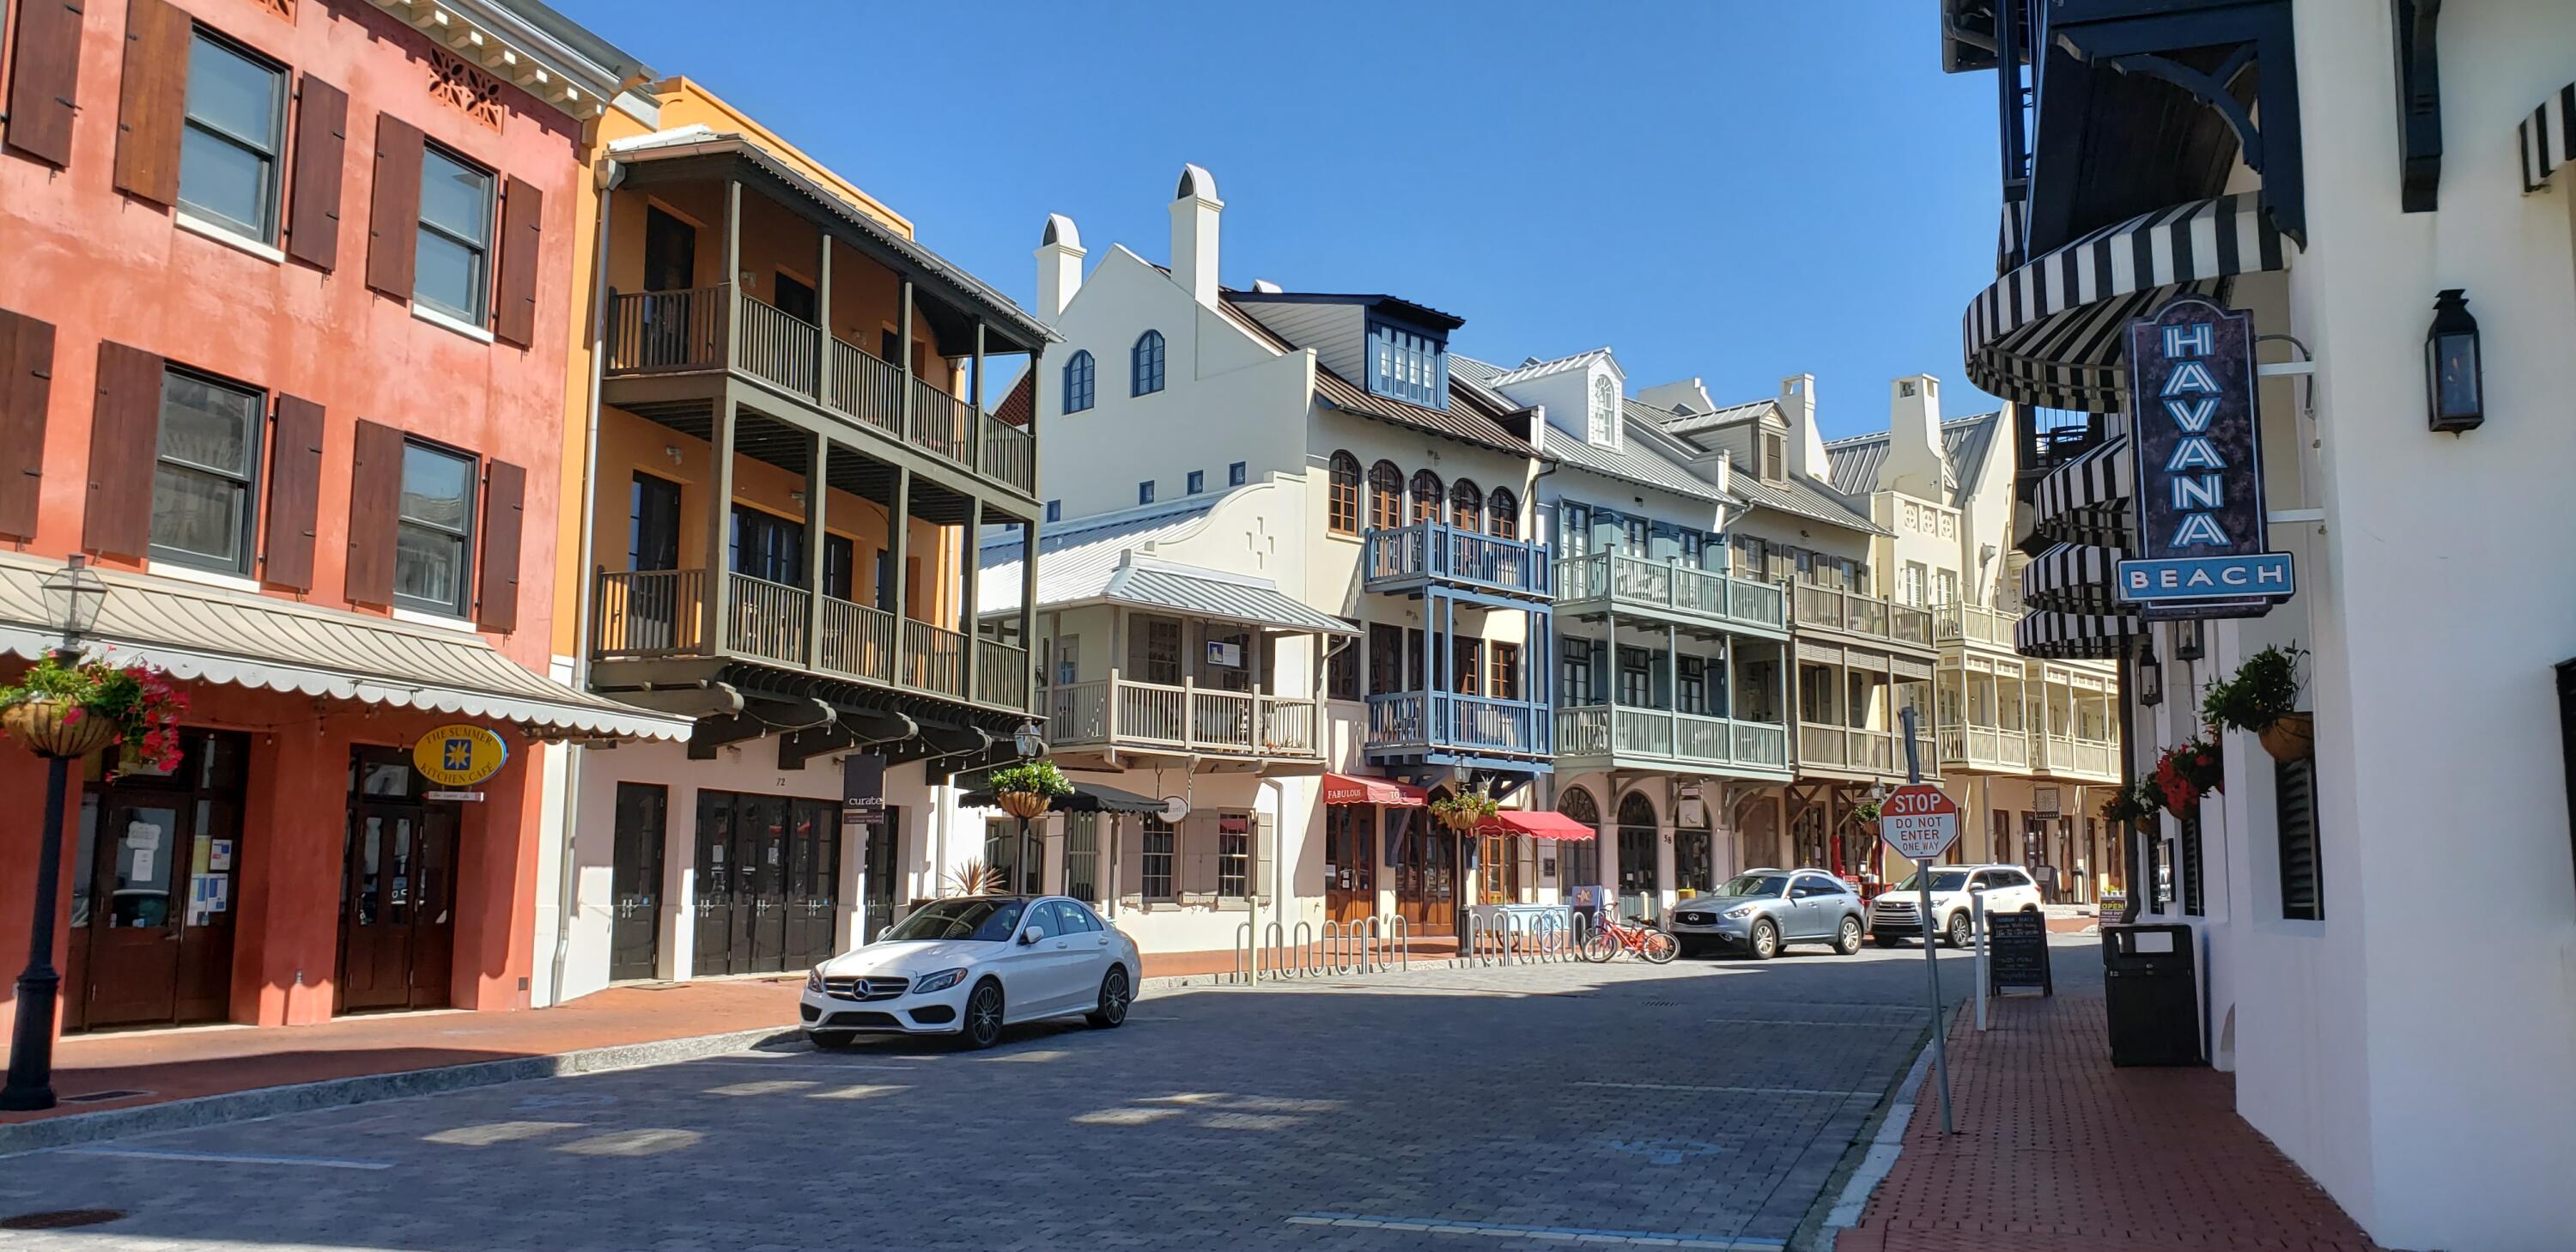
2118, 295, 2293, 619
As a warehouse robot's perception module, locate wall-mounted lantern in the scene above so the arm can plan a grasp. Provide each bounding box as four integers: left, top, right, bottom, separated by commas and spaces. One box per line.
2174, 619, 2204, 663
2426, 289, 2483, 433
2137, 640, 2165, 708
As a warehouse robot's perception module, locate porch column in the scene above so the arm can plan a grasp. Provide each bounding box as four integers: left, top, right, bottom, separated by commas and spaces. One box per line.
887, 465, 911, 684
702, 398, 735, 652
960, 496, 982, 702
721, 179, 741, 367
1604, 606, 1618, 748
896, 280, 915, 443
1020, 519, 1040, 713
969, 319, 987, 469
814, 229, 833, 398
1666, 621, 1680, 722
804, 433, 828, 666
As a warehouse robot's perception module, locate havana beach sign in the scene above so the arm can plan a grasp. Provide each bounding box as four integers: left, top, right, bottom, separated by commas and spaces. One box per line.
2117, 295, 2293, 619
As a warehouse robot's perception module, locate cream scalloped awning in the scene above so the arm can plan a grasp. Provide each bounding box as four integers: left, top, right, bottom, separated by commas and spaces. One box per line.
0, 552, 690, 742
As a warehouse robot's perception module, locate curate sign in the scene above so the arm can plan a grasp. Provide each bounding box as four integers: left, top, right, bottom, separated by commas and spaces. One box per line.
414, 723, 507, 788
2117, 295, 2293, 619
1879, 783, 1959, 862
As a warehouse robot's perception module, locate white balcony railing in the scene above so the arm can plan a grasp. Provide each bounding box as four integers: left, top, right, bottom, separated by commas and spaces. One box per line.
1042, 674, 1320, 757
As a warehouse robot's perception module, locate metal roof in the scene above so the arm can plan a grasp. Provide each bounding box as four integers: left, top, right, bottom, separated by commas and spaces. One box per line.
1658, 398, 1777, 436
1450, 356, 1728, 505
1821, 411, 2004, 506
1223, 290, 1465, 332
1630, 398, 1886, 535
1211, 295, 1540, 458
1480, 348, 1617, 387
978, 499, 1353, 634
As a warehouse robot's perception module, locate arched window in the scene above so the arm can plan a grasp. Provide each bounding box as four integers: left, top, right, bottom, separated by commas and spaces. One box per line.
1327, 451, 1362, 535
1557, 787, 1600, 825
1447, 478, 1482, 529
1061, 349, 1096, 414
1131, 330, 1165, 396
1485, 486, 1519, 539
1617, 790, 1661, 911
1408, 469, 1443, 525
1558, 787, 1602, 890
1367, 460, 1405, 530
1589, 374, 1618, 445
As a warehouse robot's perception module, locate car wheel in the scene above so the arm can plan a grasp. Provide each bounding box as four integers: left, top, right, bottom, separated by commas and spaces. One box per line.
1085, 967, 1132, 1029
959, 979, 1005, 1050
1944, 911, 1973, 949
1747, 919, 1779, 961
1833, 916, 1864, 956
808, 1030, 861, 1053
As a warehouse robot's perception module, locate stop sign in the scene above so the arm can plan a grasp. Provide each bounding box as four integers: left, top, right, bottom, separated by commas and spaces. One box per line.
1879, 783, 1959, 861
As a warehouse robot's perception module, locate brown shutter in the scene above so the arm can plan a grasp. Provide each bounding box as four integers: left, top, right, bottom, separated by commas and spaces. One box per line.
262, 394, 325, 591
84, 342, 164, 558
364, 116, 424, 299
284, 76, 348, 271
492, 176, 543, 346
473, 459, 525, 632
0, 310, 58, 541
112, 0, 191, 206
3, 0, 87, 168
343, 419, 404, 605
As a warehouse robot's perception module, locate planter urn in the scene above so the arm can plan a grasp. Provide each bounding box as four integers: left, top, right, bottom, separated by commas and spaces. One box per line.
2257, 712, 2315, 763
994, 790, 1054, 821
1, 699, 121, 760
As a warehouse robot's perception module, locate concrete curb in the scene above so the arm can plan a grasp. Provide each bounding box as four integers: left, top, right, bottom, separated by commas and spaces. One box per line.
0, 1024, 805, 1159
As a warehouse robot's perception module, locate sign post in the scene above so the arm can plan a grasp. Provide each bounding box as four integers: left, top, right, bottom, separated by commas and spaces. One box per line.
1882, 708, 1959, 1136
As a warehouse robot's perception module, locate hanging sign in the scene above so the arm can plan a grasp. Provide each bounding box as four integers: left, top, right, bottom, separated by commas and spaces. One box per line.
2118, 295, 2293, 619
841, 752, 886, 828
414, 723, 507, 788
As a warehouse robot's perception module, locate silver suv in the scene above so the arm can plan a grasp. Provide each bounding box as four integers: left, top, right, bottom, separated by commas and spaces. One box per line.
1669, 869, 1868, 960
1868, 864, 2044, 949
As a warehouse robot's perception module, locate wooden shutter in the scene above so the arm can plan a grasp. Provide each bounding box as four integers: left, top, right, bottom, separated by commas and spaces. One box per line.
0, 310, 58, 540
364, 116, 424, 299
3, 0, 87, 168
83, 342, 165, 558
284, 76, 348, 270
112, 0, 191, 205
261, 394, 325, 591
343, 419, 404, 605
473, 459, 524, 632
492, 176, 543, 346
2274, 757, 2322, 921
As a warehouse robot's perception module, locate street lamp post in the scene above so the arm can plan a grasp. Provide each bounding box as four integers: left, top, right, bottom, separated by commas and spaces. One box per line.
1010, 720, 1045, 894
2, 556, 110, 1112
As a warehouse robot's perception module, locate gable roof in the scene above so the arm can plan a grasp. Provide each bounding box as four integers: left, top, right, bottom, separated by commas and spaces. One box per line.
1449, 356, 1728, 505
1820, 411, 2005, 507
1481, 348, 1618, 387
1658, 398, 1779, 435
993, 370, 1034, 427
1211, 293, 1539, 457
975, 494, 1353, 635
1632, 395, 1886, 535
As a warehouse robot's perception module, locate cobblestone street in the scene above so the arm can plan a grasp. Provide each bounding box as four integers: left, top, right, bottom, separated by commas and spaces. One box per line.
0, 945, 1987, 1251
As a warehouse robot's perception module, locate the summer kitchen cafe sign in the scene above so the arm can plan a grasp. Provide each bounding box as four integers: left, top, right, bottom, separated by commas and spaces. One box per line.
2118, 295, 2294, 621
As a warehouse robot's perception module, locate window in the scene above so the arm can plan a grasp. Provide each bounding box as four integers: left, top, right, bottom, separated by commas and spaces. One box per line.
1138, 480, 1156, 506
1327, 452, 1363, 535
1900, 562, 1928, 607
1140, 815, 1176, 900
1217, 813, 1251, 897
179, 30, 286, 242
1045, 500, 1061, 523
2275, 757, 2322, 921
1559, 503, 1589, 559
1228, 461, 1246, 487
149, 368, 264, 574
729, 504, 805, 585
1367, 317, 1447, 407
1486, 487, 1517, 539
822, 535, 854, 601
1624, 516, 1649, 556
1448, 478, 1481, 529
1617, 646, 1653, 707
1678, 656, 1706, 714
1367, 461, 1404, 530
415, 145, 495, 325
2178, 812, 2205, 917
1140, 616, 1183, 684
1760, 430, 1788, 482
1061, 350, 1095, 414
1589, 374, 1617, 445
1187, 470, 1205, 495
394, 441, 477, 616
1367, 623, 1406, 696
1559, 638, 1596, 706
1131, 330, 1165, 396
1557, 787, 1601, 888
1054, 635, 1078, 685
1451, 635, 1481, 696
1065, 812, 1101, 906
1935, 568, 1959, 606
629, 472, 681, 572
1327, 634, 1359, 700
1490, 641, 1522, 702
1409, 470, 1443, 525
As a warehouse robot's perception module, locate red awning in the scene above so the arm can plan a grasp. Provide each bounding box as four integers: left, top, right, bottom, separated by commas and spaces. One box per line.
1321, 773, 1428, 807
1479, 810, 1599, 842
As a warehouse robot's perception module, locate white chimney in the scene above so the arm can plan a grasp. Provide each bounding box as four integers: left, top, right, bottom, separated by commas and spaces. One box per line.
1781, 374, 1827, 483
1885, 374, 1946, 497
1035, 213, 1084, 325
1170, 163, 1222, 308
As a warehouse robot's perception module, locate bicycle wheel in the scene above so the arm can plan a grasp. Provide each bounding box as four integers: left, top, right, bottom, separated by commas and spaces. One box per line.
1640, 931, 1680, 965
1578, 928, 1621, 963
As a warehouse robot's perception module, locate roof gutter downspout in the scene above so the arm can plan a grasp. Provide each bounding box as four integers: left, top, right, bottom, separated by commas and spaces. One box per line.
547, 155, 623, 1006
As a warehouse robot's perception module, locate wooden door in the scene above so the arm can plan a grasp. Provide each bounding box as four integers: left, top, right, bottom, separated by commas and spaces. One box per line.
1324, 805, 1375, 924
338, 804, 420, 1012
81, 798, 187, 1028
409, 809, 457, 1006
692, 790, 741, 976
610, 782, 666, 982
783, 799, 839, 968
742, 795, 790, 973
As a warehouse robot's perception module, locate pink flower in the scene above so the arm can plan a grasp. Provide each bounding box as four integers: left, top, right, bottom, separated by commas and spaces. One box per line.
61, 707, 82, 725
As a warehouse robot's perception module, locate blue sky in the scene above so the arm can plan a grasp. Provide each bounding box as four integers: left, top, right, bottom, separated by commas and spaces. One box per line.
559, 1, 2005, 438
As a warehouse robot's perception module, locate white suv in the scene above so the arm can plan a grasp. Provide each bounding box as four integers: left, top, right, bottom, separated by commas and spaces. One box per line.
1868, 864, 2044, 949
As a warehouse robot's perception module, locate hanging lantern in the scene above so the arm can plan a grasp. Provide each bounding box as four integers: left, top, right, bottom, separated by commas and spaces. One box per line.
2426, 289, 2484, 433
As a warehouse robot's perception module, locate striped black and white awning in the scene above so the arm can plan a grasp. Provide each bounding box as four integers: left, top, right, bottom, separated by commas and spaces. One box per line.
2522, 82, 2575, 192
2014, 609, 2141, 661
2020, 544, 2123, 613
2031, 435, 2135, 550
1962, 194, 2294, 412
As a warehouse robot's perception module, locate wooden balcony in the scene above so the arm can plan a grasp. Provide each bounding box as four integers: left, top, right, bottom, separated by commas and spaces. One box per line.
1796, 723, 1940, 781
1554, 703, 1789, 778
603, 285, 1036, 496
1935, 603, 2017, 650
1938, 723, 2034, 773
1041, 673, 1321, 762
1554, 552, 1787, 637
592, 568, 1026, 714
1363, 522, 1552, 604
1789, 583, 1937, 653
2033, 732, 2119, 782
1364, 690, 1551, 764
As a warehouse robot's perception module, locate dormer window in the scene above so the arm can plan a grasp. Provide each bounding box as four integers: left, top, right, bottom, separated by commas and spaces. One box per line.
1367, 317, 1447, 409
1589, 374, 1618, 447
1759, 428, 1788, 483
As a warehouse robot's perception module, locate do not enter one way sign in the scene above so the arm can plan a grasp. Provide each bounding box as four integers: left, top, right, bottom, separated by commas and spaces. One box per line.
1880, 783, 1960, 861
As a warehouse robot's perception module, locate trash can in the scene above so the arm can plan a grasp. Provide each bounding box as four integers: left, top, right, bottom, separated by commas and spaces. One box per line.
2101, 923, 2204, 1067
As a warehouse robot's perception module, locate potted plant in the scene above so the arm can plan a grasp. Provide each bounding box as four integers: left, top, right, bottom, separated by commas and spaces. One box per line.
1850, 799, 1881, 827
986, 758, 1072, 820
2151, 733, 2226, 814
2100, 779, 2161, 827
2202, 644, 2310, 761
1, 653, 187, 767
1428, 786, 1499, 835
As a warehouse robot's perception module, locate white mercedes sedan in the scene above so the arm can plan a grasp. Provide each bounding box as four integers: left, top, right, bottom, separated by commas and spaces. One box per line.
801, 896, 1141, 1050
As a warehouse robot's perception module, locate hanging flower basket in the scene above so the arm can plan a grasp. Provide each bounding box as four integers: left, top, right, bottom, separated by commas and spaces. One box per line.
984, 758, 1072, 822
1, 654, 188, 766
2202, 645, 2311, 762
994, 790, 1054, 821
2152, 734, 2226, 814
1428, 786, 1499, 835
2256, 710, 2315, 763
2100, 779, 2162, 826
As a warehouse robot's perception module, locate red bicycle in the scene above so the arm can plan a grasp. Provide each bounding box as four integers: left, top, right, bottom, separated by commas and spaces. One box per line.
1579, 913, 1679, 964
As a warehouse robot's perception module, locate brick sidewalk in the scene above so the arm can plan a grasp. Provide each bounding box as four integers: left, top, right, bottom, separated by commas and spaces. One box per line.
1834, 980, 2380, 1252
